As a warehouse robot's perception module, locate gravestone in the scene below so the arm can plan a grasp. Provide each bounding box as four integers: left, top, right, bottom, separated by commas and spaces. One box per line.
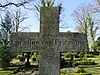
10, 7, 88, 75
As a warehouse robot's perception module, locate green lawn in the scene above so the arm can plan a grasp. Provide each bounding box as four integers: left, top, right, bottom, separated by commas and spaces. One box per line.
0, 68, 14, 75
85, 67, 100, 75
84, 57, 100, 75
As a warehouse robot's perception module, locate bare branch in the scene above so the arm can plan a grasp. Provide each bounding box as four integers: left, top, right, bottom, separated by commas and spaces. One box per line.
0, 0, 31, 8
11, 9, 28, 32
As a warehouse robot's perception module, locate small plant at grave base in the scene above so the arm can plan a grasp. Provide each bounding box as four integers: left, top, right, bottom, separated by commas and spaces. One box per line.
78, 52, 85, 60
76, 58, 96, 65
83, 59, 95, 65
84, 53, 94, 58
75, 66, 86, 73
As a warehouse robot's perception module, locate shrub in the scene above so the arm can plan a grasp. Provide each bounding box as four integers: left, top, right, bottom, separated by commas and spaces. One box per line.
84, 54, 94, 58
78, 52, 85, 60
0, 46, 13, 69
76, 59, 95, 65
75, 67, 86, 73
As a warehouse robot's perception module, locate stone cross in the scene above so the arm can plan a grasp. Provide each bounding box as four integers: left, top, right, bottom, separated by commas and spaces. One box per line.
10, 7, 88, 75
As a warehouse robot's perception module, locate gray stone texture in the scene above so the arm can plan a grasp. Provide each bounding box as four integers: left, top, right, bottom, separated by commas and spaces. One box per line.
10, 7, 89, 75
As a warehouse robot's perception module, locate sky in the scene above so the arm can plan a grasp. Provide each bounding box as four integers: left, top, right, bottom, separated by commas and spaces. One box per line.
0, 0, 91, 32
23, 0, 91, 32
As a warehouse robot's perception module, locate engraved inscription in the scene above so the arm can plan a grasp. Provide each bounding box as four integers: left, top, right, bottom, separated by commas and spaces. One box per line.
10, 32, 88, 52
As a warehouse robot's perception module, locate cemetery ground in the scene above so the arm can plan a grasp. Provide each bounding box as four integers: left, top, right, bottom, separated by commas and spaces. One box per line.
0, 52, 100, 75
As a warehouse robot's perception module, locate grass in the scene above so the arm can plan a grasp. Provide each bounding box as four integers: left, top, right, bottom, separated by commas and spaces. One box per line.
61, 55, 100, 75
61, 73, 91, 75
0, 68, 14, 75
84, 56, 100, 75
85, 67, 100, 75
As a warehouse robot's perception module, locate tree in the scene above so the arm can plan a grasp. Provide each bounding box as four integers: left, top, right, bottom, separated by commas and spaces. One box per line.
72, 4, 100, 51
76, 24, 85, 33
0, 0, 31, 8
90, 0, 100, 25
1, 12, 12, 46
95, 37, 100, 51
12, 9, 28, 32
91, 0, 100, 13
39, 0, 55, 7
33, 0, 62, 12
0, 12, 13, 69
87, 14, 99, 51
72, 5, 89, 35
0, 0, 33, 21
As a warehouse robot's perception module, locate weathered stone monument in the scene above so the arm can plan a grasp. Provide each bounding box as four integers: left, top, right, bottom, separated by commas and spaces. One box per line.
10, 7, 88, 75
